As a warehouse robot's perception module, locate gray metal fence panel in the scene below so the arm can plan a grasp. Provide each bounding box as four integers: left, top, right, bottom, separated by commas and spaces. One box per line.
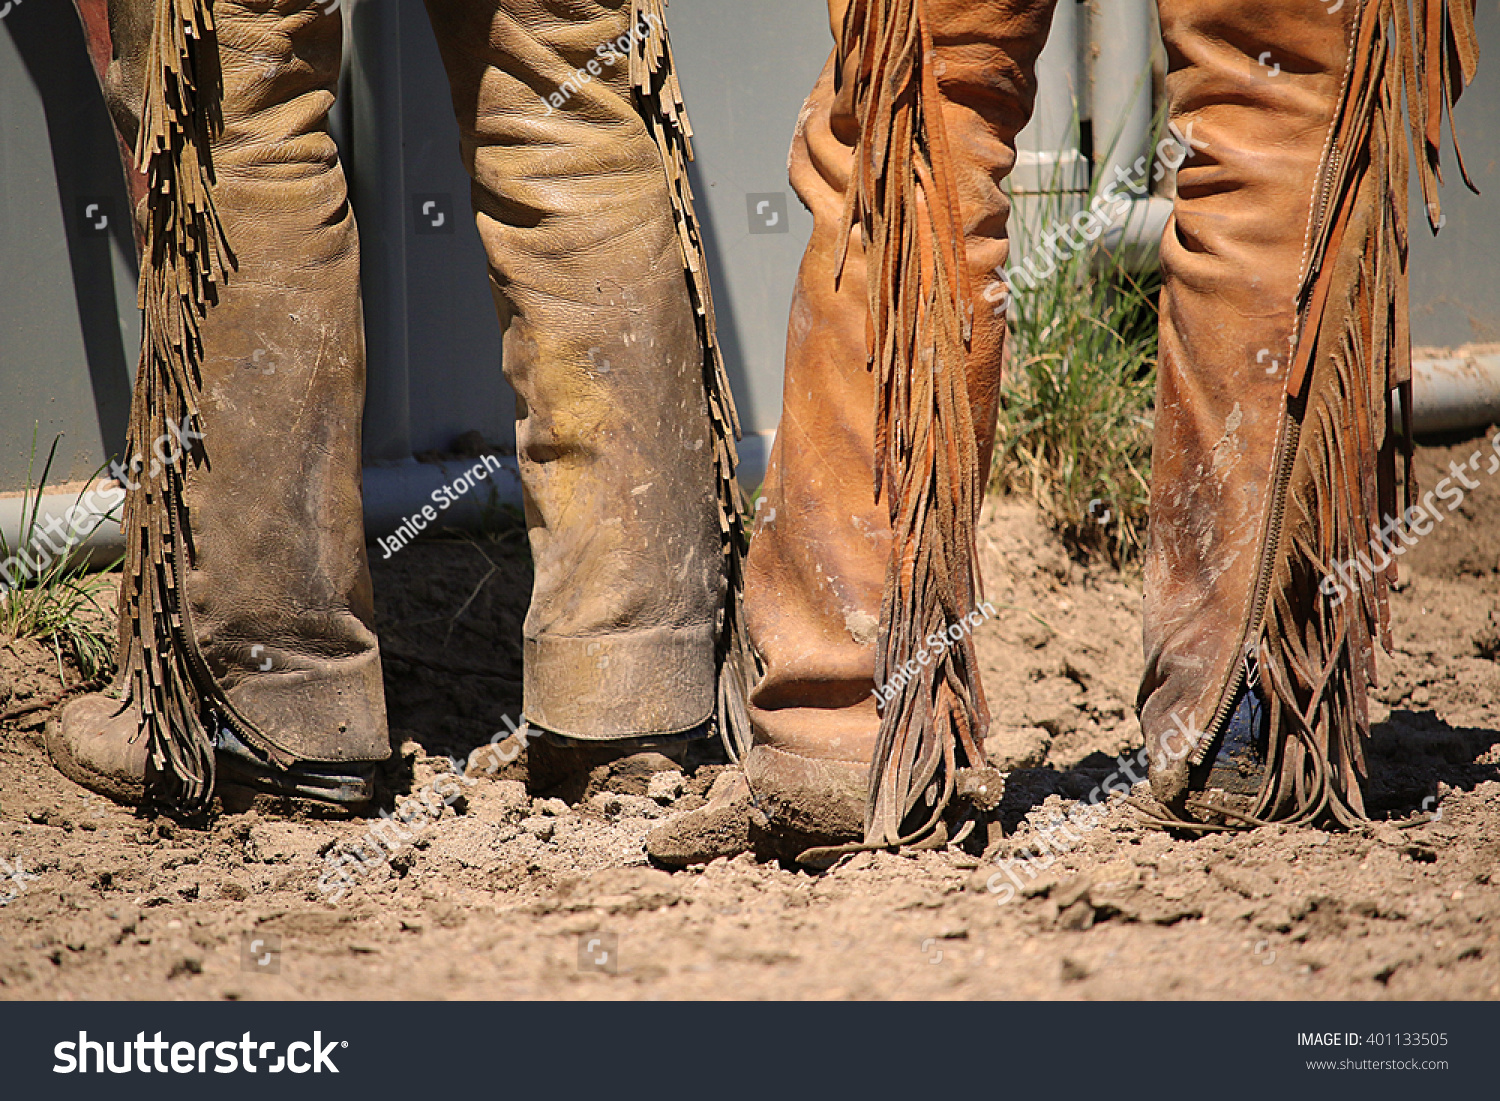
2, 1, 1495, 501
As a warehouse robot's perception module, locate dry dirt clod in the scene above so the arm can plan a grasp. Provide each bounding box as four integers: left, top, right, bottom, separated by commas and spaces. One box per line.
987, 727, 1052, 771
647, 771, 687, 805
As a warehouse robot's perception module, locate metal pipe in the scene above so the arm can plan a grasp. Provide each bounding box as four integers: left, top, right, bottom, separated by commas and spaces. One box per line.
1401, 346, 1500, 436
1009, 1, 1166, 273
0, 422, 785, 582
1015, 0, 1084, 184
0, 457, 525, 581
359, 457, 521, 537
0, 435, 791, 577
1091, 0, 1154, 191
1010, 0, 1086, 259
0, 482, 124, 575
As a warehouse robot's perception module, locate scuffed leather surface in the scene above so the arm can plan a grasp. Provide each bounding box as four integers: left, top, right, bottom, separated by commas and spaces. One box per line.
106, 0, 387, 765
424, 0, 722, 739
47, 695, 149, 805
1139, 0, 1356, 801
743, 0, 1056, 772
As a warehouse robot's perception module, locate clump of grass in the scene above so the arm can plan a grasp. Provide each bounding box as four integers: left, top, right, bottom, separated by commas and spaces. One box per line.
0, 431, 120, 683
990, 130, 1162, 566
993, 260, 1157, 565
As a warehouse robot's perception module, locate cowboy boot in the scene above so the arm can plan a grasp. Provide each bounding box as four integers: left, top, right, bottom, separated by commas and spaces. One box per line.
651, 0, 1053, 866
420, 0, 749, 788
1138, 0, 1478, 828
47, 0, 389, 812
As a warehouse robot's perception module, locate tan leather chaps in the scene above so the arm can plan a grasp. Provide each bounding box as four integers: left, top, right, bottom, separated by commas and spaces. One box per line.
747, 0, 1476, 850
87, 0, 743, 813
106, 0, 387, 812
423, 0, 747, 749
1139, 0, 1478, 828
743, 0, 1055, 851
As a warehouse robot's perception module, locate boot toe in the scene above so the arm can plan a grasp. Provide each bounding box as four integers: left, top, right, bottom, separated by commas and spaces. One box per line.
743, 743, 866, 847
44, 693, 147, 806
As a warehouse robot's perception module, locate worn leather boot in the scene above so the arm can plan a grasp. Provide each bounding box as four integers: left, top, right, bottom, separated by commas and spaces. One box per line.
1138, 0, 1478, 828
422, 0, 749, 781
652, 0, 1051, 866
47, 0, 389, 813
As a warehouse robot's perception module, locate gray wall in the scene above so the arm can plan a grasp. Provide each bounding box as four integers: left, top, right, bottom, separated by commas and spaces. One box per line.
343, 0, 519, 463
0, 0, 138, 489
666, 1, 829, 444
3, 0, 1497, 496
1407, 0, 1500, 347
340, 0, 831, 477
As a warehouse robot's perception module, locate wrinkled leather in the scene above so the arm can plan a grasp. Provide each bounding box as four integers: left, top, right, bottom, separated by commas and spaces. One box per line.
1139, 0, 1357, 802
743, 0, 1057, 830
101, 0, 388, 766
424, 0, 723, 740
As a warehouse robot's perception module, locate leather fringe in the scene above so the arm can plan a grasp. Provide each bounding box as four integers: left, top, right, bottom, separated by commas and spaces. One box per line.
118, 0, 240, 815
628, 0, 757, 761
834, 0, 988, 847
1248, 0, 1478, 827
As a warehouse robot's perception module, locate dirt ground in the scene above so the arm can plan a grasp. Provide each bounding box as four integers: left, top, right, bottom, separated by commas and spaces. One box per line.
1, 437, 1497, 1001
